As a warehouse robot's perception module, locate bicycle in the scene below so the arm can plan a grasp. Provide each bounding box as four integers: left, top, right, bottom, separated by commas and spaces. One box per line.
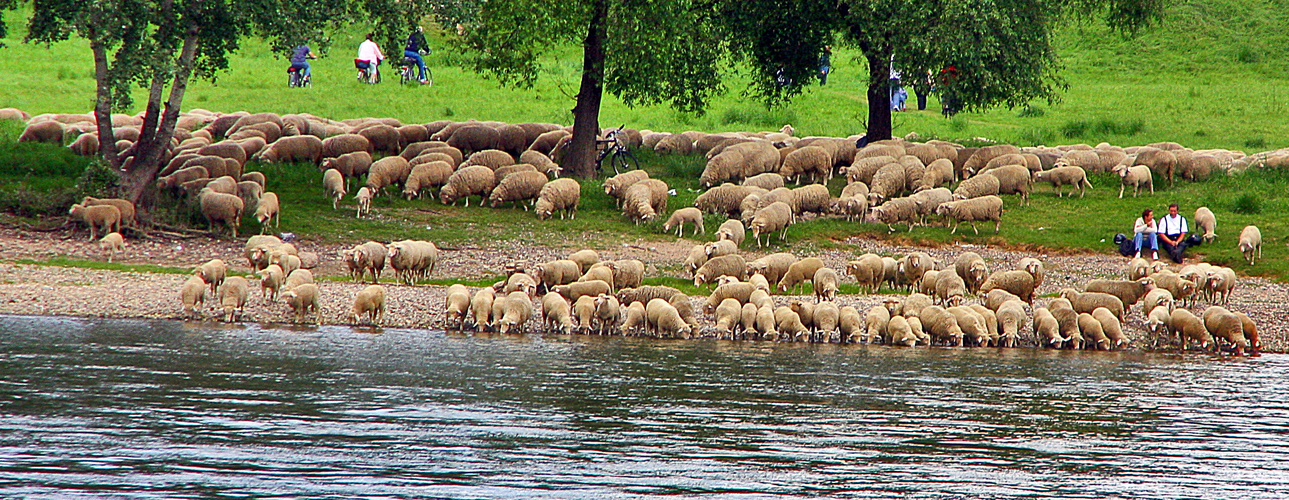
287, 67, 310, 88
355, 59, 381, 84
595, 125, 638, 174
399, 57, 432, 86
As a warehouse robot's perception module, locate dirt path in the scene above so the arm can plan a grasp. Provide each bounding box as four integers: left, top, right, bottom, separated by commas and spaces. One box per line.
0, 226, 1282, 352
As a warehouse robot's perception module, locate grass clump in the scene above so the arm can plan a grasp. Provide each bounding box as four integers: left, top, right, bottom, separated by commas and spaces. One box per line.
1232, 193, 1261, 214
12, 257, 192, 274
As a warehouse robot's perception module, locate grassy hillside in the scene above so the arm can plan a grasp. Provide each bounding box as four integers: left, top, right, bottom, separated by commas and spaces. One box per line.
1, 1, 1288, 151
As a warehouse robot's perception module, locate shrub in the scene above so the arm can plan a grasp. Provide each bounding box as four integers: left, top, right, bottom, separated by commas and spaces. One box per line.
1232, 193, 1261, 214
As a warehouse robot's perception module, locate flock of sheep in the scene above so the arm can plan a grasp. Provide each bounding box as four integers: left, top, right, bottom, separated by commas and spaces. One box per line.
0, 107, 1267, 354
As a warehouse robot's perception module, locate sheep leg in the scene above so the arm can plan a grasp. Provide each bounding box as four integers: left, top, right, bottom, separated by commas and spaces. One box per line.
951, 222, 959, 234
1118, 185, 1125, 199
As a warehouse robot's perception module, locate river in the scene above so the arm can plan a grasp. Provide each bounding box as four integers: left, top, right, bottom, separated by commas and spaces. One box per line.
0, 315, 1285, 498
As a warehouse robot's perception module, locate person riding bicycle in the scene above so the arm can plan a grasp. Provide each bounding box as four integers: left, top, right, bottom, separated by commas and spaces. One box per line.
404, 26, 431, 85
356, 33, 385, 83
289, 44, 317, 80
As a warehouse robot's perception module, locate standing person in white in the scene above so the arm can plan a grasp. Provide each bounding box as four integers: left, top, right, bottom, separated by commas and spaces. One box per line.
357, 33, 385, 83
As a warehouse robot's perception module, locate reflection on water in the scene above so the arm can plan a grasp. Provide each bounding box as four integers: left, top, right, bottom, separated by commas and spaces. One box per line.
1, 315, 1286, 498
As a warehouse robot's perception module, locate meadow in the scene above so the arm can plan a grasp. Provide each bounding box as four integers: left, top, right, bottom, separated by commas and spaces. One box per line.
0, 0, 1285, 281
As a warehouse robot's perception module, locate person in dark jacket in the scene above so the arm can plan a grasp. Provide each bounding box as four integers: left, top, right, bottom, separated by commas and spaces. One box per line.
404, 27, 430, 84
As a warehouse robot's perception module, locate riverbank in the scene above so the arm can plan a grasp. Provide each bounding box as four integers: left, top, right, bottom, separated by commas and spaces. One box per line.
0, 226, 1284, 352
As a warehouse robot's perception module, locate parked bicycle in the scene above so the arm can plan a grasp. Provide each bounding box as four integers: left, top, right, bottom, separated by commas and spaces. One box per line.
596, 125, 638, 175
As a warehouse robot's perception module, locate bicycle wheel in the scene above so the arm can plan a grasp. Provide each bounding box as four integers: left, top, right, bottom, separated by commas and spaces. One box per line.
611, 148, 638, 174
424, 68, 433, 87
400, 66, 412, 85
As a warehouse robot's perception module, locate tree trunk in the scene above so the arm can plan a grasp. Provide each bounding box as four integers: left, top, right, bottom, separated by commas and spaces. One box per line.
90, 39, 121, 170
864, 52, 892, 142
564, 0, 609, 179
121, 32, 199, 210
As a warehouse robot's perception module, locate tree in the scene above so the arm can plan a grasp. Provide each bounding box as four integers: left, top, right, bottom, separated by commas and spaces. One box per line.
729, 0, 1165, 141
10, 0, 405, 212
455, 0, 726, 178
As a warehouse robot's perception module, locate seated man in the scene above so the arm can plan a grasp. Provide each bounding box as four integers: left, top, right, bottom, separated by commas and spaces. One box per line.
404, 26, 430, 84
290, 45, 316, 78
1157, 203, 1191, 263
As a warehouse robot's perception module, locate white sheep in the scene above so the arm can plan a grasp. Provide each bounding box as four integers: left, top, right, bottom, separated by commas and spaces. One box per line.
68, 203, 122, 241
354, 187, 373, 218
749, 201, 793, 247
255, 192, 280, 232
98, 232, 125, 262
622, 179, 669, 224
1238, 225, 1262, 265
489, 170, 548, 209
281, 283, 321, 324
1032, 166, 1092, 198
662, 207, 705, 237
1111, 164, 1153, 198
323, 168, 346, 208
350, 285, 386, 325
180, 275, 207, 318
935, 195, 1004, 234
715, 219, 745, 247
1194, 206, 1217, 243
535, 178, 581, 220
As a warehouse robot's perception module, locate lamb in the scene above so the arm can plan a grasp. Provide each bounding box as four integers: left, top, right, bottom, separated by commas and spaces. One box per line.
1032, 166, 1092, 198
279, 283, 321, 323
1169, 308, 1212, 351
979, 270, 1036, 303
1033, 307, 1063, 349
996, 299, 1026, 347
845, 254, 886, 294
694, 254, 747, 286
1092, 307, 1127, 349
662, 207, 705, 237
934, 269, 967, 306
1077, 313, 1110, 350
603, 170, 650, 207
1085, 278, 1154, 308
568, 249, 600, 274
254, 192, 280, 232
439, 165, 498, 207
197, 189, 244, 237
1238, 225, 1262, 265
218, 277, 250, 322
180, 276, 207, 318
488, 171, 547, 209
497, 291, 535, 334
952, 173, 1000, 200
98, 232, 125, 263
747, 252, 797, 286
704, 239, 738, 259
919, 305, 964, 347
81, 197, 136, 228
1194, 207, 1217, 243
934, 195, 1004, 234
68, 203, 121, 241
953, 252, 988, 295
871, 197, 920, 233
1059, 288, 1124, 321
622, 179, 669, 224
258, 264, 285, 302
777, 257, 825, 294
470, 287, 496, 330
982, 165, 1032, 205
813, 267, 839, 301
715, 219, 745, 247
749, 201, 793, 247
534, 178, 581, 220
354, 187, 374, 218
1110, 164, 1153, 199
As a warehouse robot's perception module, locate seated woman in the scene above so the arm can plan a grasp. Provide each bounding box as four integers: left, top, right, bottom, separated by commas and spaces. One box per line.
1132, 208, 1159, 260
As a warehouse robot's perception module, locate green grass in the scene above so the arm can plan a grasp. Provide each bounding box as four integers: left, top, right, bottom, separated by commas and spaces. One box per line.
11, 257, 192, 274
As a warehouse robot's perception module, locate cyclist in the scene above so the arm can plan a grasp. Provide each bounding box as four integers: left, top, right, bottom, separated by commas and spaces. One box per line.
356, 33, 385, 83
403, 26, 431, 85
289, 44, 317, 81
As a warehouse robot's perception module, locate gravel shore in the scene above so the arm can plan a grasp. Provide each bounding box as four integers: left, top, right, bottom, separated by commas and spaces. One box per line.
0, 226, 1283, 352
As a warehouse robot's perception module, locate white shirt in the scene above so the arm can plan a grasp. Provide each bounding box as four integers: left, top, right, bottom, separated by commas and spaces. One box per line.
358, 40, 384, 63
1158, 214, 1188, 236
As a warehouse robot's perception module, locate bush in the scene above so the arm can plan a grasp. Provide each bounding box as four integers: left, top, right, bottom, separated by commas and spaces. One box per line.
1232, 193, 1262, 214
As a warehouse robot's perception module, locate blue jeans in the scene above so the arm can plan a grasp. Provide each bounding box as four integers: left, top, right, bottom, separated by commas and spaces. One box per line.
1133, 232, 1157, 253
404, 50, 426, 80
295, 62, 310, 78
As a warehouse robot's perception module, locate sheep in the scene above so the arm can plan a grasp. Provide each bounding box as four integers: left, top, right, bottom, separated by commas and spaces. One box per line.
158, 166, 210, 191
1234, 311, 1261, 353
404, 162, 454, 200
742, 172, 785, 191
218, 276, 250, 322
1202, 306, 1248, 355
669, 292, 698, 329
236, 180, 264, 211
1109, 164, 1153, 199
496, 291, 535, 334
1194, 207, 1217, 244
554, 280, 612, 303
532, 260, 580, 292
738, 302, 759, 338
694, 254, 747, 287
833, 182, 870, 221
97, 232, 124, 263
1092, 307, 1127, 349
199, 175, 240, 196
934, 269, 967, 307
745, 254, 794, 288
1206, 266, 1237, 305
844, 254, 885, 294
257, 135, 323, 164
519, 150, 562, 178
439, 165, 498, 207
713, 298, 743, 338
780, 146, 832, 183
789, 184, 833, 214
985, 289, 1021, 311
919, 305, 964, 347
321, 134, 371, 158
1169, 308, 1212, 351
813, 267, 839, 301
1126, 257, 1152, 281
1148, 272, 1197, 305
703, 282, 757, 314
981, 165, 1032, 205
749, 201, 793, 247
979, 270, 1036, 304
867, 164, 907, 204
953, 305, 995, 346
811, 300, 839, 340
579, 265, 617, 292
239, 172, 267, 190
534, 178, 582, 220
953, 252, 988, 295
777, 257, 825, 294
387, 240, 440, 284
194, 259, 228, 296
881, 257, 899, 289
345, 285, 386, 325
1048, 299, 1082, 349
683, 245, 709, 276
1132, 148, 1177, 187
1239, 225, 1262, 265
1076, 313, 1110, 350
460, 149, 515, 170
254, 192, 280, 232
257, 264, 285, 302
1059, 288, 1124, 321
908, 187, 953, 226
918, 158, 956, 191
322, 151, 373, 186
284, 269, 314, 291
572, 295, 596, 333
180, 276, 207, 318
962, 145, 1022, 177
1085, 278, 1154, 308
568, 249, 600, 274
916, 270, 941, 296
1032, 166, 1092, 198
935, 195, 1004, 235
354, 187, 374, 218
81, 197, 136, 228
617, 286, 682, 308
488, 171, 547, 210
274, 253, 302, 278
1033, 307, 1062, 349
603, 170, 651, 207
694, 183, 758, 216
847, 156, 897, 185
244, 235, 283, 269
952, 173, 1000, 200
621, 300, 647, 335
68, 203, 121, 241
773, 306, 809, 341
1017, 258, 1045, 289
492, 163, 539, 185
278, 283, 320, 323
714, 219, 745, 247
622, 179, 669, 224
662, 207, 705, 237
197, 189, 244, 238
470, 287, 496, 330
871, 197, 920, 233
704, 239, 738, 260
1141, 288, 1174, 318
318, 169, 347, 209
995, 299, 1026, 347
